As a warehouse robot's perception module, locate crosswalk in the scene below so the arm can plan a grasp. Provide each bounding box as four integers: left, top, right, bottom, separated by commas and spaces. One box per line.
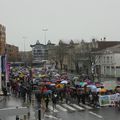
48, 103, 93, 113
29, 103, 94, 120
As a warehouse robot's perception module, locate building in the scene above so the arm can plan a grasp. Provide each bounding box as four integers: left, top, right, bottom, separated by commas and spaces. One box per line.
30, 40, 48, 63
6, 44, 19, 62
95, 44, 120, 80
60, 39, 120, 76
30, 40, 55, 65
19, 51, 32, 65
0, 24, 6, 55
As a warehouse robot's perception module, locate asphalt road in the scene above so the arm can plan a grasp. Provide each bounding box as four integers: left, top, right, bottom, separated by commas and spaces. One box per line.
0, 95, 120, 120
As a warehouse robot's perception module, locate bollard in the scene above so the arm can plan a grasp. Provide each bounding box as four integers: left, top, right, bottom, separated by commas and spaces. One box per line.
16, 115, 19, 120
16, 106, 19, 120
23, 115, 27, 120
38, 109, 41, 120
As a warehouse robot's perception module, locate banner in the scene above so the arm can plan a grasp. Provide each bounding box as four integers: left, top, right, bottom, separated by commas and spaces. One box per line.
6, 63, 10, 82
0, 56, 1, 90
99, 94, 120, 106
109, 94, 116, 105
99, 95, 110, 106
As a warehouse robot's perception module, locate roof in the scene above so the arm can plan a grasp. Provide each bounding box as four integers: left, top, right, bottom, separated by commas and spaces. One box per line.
95, 44, 120, 54
92, 41, 120, 51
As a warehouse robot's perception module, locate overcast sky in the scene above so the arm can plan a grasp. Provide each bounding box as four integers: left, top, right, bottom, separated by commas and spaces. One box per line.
0, 0, 120, 51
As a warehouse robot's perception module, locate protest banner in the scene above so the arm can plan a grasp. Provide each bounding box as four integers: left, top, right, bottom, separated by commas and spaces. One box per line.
99, 95, 110, 106
109, 94, 116, 106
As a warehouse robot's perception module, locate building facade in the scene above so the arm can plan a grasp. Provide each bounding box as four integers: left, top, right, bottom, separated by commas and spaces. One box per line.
0, 24, 6, 55
95, 45, 120, 79
30, 40, 48, 62
30, 40, 55, 63
6, 44, 19, 62
19, 51, 32, 65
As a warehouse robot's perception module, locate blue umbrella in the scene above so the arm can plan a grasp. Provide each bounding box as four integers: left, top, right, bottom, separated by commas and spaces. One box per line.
87, 85, 97, 92
44, 90, 52, 95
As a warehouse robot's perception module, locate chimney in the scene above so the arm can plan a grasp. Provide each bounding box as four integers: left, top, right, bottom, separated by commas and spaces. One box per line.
103, 37, 106, 41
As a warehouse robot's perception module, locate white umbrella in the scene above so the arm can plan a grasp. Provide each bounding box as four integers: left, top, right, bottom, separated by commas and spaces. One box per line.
73, 76, 79, 80
54, 74, 60, 77
61, 80, 68, 84
50, 83, 56, 86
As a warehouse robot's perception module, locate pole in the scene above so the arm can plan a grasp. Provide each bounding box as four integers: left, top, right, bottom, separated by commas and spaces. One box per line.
38, 108, 41, 120
22, 36, 26, 66
16, 115, 19, 120
42, 28, 48, 45
35, 92, 41, 120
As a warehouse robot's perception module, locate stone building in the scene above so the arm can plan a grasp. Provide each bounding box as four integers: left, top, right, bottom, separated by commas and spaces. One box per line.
0, 24, 6, 55
30, 40, 55, 64
6, 44, 19, 62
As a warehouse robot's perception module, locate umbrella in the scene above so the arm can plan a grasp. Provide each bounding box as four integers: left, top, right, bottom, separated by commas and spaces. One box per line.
87, 85, 97, 92
70, 86, 76, 89
54, 74, 60, 77
50, 83, 56, 86
44, 90, 52, 95
87, 85, 96, 88
99, 88, 107, 93
61, 80, 68, 84
45, 82, 51, 85
73, 76, 79, 80
80, 82, 87, 87
56, 84, 64, 88
95, 82, 103, 87
56, 80, 61, 82
39, 74, 48, 78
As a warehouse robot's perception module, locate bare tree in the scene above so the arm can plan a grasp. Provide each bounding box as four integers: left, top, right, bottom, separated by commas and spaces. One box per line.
55, 40, 67, 70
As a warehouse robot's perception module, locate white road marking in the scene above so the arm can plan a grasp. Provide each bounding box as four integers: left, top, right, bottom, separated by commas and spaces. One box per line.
44, 114, 60, 120
89, 111, 103, 119
71, 104, 85, 110
80, 103, 93, 109
62, 104, 76, 111
56, 105, 67, 111
49, 105, 58, 112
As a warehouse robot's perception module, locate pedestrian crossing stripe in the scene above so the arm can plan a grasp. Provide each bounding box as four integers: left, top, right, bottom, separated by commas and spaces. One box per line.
62, 104, 76, 111
44, 114, 61, 120
48, 103, 93, 113
56, 105, 67, 112
79, 103, 93, 109
71, 104, 85, 111
49, 105, 59, 112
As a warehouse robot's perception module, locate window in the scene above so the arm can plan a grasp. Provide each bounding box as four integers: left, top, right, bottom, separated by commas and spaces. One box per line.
107, 56, 109, 63
104, 56, 106, 63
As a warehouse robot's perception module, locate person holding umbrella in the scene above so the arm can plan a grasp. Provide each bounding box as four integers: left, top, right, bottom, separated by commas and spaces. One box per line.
52, 92, 58, 111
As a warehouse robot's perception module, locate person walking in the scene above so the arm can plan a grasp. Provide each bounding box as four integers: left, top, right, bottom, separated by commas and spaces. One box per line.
20, 84, 27, 103
26, 85, 32, 103
44, 95, 50, 111
52, 92, 58, 111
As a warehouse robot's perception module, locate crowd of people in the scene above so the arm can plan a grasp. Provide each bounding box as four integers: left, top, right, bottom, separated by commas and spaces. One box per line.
2, 66, 120, 111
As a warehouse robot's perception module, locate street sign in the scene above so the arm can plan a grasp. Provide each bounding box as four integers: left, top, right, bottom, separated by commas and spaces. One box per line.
0, 106, 28, 117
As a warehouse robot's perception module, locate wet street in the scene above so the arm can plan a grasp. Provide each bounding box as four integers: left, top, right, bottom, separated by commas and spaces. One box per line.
0, 95, 120, 120
0, 96, 23, 120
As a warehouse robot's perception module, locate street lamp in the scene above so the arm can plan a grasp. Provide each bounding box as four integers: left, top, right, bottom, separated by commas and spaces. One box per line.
22, 36, 27, 66
42, 28, 48, 45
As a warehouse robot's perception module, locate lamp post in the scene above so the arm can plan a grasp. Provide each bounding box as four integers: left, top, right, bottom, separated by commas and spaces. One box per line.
22, 36, 27, 66
42, 28, 48, 45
